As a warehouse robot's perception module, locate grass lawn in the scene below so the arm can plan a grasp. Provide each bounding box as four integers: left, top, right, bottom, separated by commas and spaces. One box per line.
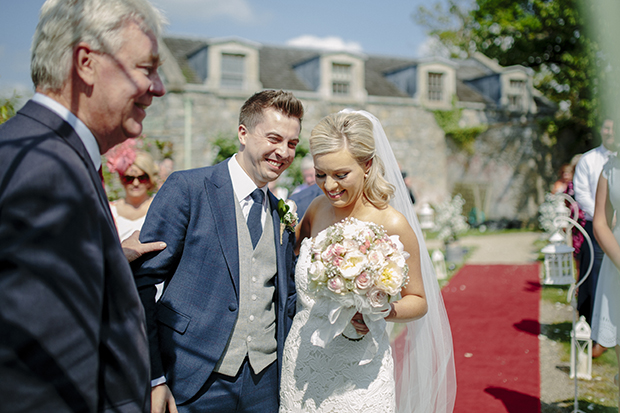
541, 284, 618, 412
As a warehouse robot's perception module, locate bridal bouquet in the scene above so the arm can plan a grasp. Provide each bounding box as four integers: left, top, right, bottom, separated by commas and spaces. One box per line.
308, 217, 410, 309
307, 218, 410, 362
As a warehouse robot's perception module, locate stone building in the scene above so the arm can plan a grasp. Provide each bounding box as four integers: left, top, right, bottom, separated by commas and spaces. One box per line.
143, 35, 555, 223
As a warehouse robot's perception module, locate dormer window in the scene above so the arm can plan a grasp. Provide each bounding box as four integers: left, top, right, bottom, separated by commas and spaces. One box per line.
332, 63, 352, 96
221, 53, 245, 89
428, 72, 444, 101
508, 79, 525, 111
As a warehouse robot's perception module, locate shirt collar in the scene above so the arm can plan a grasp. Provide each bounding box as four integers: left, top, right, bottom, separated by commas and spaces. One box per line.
32, 93, 101, 170
228, 154, 267, 202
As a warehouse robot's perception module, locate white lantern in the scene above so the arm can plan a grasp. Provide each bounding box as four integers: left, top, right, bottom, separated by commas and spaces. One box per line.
419, 203, 435, 231
570, 316, 592, 380
431, 249, 447, 280
541, 231, 575, 285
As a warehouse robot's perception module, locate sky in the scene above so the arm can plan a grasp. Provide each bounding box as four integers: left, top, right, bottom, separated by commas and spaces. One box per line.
0, 0, 435, 99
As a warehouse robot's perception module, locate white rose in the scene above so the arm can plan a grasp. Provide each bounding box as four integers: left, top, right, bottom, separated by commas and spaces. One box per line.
367, 287, 388, 308
376, 261, 406, 296
340, 250, 367, 279
309, 261, 327, 282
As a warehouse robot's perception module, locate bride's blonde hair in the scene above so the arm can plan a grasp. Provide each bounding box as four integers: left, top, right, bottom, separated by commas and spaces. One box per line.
310, 112, 394, 209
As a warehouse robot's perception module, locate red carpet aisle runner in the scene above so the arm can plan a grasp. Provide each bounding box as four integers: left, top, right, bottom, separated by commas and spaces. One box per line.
442, 264, 541, 413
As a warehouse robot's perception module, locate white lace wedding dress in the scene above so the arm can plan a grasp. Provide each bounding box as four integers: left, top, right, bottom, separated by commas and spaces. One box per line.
279, 236, 396, 413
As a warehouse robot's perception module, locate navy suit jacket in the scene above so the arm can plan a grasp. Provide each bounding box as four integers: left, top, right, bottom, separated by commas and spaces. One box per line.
288, 183, 324, 219
133, 160, 297, 404
0, 101, 150, 412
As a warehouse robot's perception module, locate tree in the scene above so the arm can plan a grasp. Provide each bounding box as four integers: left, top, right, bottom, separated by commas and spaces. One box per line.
0, 94, 18, 125
415, 0, 604, 158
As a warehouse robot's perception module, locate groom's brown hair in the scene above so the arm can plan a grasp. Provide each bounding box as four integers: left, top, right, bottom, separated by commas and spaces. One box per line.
239, 90, 304, 132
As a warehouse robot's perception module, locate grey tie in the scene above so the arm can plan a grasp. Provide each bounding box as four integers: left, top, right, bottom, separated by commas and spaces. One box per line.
247, 188, 264, 248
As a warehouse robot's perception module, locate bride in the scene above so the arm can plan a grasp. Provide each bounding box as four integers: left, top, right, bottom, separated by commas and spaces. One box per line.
279, 110, 456, 412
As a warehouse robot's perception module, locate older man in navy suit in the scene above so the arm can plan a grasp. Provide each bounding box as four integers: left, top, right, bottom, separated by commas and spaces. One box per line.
0, 0, 166, 411
133, 90, 303, 413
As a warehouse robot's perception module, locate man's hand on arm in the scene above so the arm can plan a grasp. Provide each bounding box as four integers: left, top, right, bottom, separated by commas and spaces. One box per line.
122, 230, 166, 263
151, 384, 178, 413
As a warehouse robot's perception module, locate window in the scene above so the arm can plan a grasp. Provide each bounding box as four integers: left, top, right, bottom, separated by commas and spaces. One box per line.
508, 94, 523, 110
427, 72, 444, 101
221, 53, 245, 89
332, 63, 351, 96
508, 79, 525, 110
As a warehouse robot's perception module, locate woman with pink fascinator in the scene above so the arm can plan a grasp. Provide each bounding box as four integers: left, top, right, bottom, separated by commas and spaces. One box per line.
106, 139, 158, 242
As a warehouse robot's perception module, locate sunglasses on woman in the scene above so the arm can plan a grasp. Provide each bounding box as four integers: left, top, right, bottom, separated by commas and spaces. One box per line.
120, 173, 150, 185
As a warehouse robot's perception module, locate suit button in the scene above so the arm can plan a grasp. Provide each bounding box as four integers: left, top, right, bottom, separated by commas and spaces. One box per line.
228, 303, 237, 311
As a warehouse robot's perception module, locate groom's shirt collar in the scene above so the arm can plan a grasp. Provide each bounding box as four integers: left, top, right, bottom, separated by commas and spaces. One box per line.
228, 154, 267, 221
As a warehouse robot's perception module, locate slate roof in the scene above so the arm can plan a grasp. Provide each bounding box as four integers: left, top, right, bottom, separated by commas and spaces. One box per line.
164, 36, 207, 84
161, 35, 517, 104
259, 46, 318, 91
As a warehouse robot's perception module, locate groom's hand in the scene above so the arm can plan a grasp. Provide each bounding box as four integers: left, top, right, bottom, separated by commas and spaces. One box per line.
151, 384, 177, 413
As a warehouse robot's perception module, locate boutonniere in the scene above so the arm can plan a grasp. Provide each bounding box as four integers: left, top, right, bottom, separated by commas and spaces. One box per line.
277, 199, 298, 244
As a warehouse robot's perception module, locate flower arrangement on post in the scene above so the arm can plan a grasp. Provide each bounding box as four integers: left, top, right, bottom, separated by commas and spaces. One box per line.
538, 192, 567, 234
433, 194, 470, 245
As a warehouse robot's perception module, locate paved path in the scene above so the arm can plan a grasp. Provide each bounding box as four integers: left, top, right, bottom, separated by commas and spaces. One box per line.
426, 231, 543, 265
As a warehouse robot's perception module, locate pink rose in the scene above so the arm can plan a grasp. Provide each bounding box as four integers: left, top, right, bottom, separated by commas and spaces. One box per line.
355, 271, 372, 290
327, 275, 345, 294
332, 256, 344, 268
367, 250, 385, 267
322, 243, 345, 261
342, 238, 358, 253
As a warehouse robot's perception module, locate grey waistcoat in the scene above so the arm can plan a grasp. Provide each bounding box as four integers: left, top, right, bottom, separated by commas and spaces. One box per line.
213, 197, 278, 376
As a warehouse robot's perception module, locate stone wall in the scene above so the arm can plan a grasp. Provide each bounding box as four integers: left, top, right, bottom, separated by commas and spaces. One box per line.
142, 89, 546, 223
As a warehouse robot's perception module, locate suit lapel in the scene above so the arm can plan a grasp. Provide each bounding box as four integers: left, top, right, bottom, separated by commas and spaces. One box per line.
20, 101, 116, 231
205, 161, 240, 295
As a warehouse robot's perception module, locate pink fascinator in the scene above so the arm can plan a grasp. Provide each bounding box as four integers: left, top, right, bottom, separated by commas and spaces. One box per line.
105, 139, 137, 174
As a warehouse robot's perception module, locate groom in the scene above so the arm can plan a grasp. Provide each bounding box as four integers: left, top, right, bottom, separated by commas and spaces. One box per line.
133, 90, 303, 412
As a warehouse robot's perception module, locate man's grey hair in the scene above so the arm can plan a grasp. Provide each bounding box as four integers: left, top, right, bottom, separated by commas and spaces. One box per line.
31, 0, 166, 91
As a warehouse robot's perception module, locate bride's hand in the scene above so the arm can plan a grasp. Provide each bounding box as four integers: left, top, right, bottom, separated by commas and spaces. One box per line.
351, 312, 369, 335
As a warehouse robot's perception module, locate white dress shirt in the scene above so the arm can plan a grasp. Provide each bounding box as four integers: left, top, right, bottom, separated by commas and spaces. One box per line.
573, 144, 616, 220
228, 154, 267, 228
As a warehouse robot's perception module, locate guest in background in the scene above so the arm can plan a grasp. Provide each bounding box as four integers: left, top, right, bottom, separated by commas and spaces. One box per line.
157, 157, 174, 190
291, 155, 315, 195
288, 183, 322, 219
552, 163, 573, 194
562, 155, 586, 276
269, 177, 290, 200
574, 118, 618, 357
401, 170, 417, 205
107, 142, 158, 241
